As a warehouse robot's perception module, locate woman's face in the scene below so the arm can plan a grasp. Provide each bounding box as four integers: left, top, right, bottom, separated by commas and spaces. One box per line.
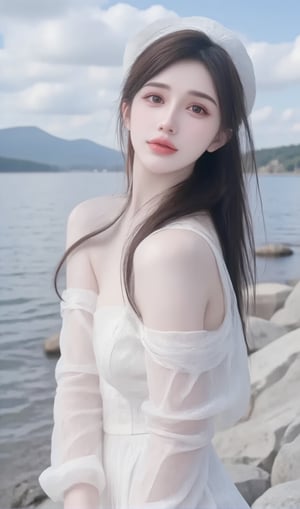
123, 59, 227, 176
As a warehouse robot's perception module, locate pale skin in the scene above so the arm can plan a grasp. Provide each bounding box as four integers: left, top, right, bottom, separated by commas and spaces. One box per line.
121, 58, 230, 227
64, 59, 229, 509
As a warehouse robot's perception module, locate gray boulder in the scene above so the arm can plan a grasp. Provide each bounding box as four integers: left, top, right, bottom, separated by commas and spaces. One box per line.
249, 328, 300, 397
35, 499, 62, 509
43, 333, 60, 356
271, 280, 300, 331
255, 244, 293, 257
224, 462, 269, 505
271, 434, 300, 486
280, 415, 300, 446
251, 479, 300, 508
246, 316, 288, 352
251, 356, 300, 434
247, 283, 293, 320
213, 417, 277, 473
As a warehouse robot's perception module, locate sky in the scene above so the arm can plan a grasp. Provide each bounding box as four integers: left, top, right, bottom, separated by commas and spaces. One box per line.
0, 0, 299, 150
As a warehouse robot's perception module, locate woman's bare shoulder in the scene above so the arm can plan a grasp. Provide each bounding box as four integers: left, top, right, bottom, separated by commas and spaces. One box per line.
69, 194, 125, 232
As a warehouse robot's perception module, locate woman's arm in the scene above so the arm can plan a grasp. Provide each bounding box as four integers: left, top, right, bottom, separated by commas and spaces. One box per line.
128, 228, 230, 508
39, 203, 106, 509
64, 483, 100, 509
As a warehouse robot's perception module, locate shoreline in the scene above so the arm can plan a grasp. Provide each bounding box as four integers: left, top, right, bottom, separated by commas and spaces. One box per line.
258, 171, 300, 176
1, 169, 300, 175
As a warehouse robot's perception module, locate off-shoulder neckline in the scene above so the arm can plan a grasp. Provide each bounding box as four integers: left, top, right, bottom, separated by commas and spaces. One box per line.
93, 299, 232, 337
93, 220, 233, 336
61, 288, 231, 336
63, 219, 234, 336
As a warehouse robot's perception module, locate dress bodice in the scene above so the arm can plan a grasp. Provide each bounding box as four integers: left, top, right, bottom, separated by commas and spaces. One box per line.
94, 305, 149, 434
90, 219, 251, 436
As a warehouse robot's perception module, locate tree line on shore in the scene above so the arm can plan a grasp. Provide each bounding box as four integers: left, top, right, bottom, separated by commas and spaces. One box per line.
255, 144, 300, 173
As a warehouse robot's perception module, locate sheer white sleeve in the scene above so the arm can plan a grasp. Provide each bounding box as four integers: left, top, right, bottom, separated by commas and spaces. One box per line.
128, 227, 250, 509
38, 203, 106, 504
128, 325, 236, 508
38, 288, 106, 503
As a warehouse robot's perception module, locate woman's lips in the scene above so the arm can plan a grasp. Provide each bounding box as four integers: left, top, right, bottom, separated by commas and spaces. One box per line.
147, 142, 178, 155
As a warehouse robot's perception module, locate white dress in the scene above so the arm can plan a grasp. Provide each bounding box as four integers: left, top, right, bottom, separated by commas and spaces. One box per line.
39, 219, 252, 509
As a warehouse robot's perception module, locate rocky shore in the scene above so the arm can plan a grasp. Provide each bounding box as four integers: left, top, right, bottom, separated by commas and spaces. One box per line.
214, 278, 300, 507
258, 158, 300, 174
11, 277, 300, 509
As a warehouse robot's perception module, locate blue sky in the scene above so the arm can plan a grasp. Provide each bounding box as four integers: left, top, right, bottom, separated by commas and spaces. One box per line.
0, 0, 299, 149
105, 0, 300, 42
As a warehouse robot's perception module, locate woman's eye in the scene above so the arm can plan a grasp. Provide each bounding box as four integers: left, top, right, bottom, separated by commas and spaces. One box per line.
190, 105, 206, 115
146, 94, 162, 103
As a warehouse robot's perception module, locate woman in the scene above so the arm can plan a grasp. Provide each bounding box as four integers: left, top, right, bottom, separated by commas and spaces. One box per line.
39, 15, 261, 509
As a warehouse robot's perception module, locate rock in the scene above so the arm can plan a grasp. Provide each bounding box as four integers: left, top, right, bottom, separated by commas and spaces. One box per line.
213, 417, 277, 473
251, 479, 300, 508
281, 280, 300, 310
35, 499, 62, 509
270, 280, 300, 331
44, 333, 60, 356
271, 434, 300, 486
212, 331, 300, 480
224, 462, 270, 505
248, 356, 300, 479
249, 328, 300, 397
11, 479, 45, 508
270, 307, 300, 331
251, 355, 300, 421
280, 415, 300, 446
247, 283, 293, 320
246, 316, 288, 352
255, 243, 293, 257
286, 278, 300, 287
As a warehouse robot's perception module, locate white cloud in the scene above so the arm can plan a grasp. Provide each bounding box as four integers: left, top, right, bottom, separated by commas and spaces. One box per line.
17, 82, 98, 114
292, 122, 300, 133
251, 106, 273, 124
2, 10, 123, 66
0, 53, 76, 92
281, 108, 295, 121
0, 2, 176, 147
277, 36, 300, 82
251, 106, 300, 148
1, 3, 177, 66
101, 3, 177, 34
0, 2, 299, 149
0, 0, 106, 20
247, 36, 300, 87
0, 0, 66, 20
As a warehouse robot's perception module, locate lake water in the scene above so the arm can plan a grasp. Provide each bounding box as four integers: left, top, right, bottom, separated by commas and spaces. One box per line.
0, 172, 299, 507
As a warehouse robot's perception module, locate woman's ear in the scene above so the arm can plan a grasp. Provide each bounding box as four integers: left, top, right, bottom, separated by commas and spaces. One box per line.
121, 101, 131, 130
207, 128, 232, 153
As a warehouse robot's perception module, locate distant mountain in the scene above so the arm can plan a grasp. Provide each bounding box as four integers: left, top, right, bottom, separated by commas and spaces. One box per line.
0, 155, 58, 172
0, 126, 123, 170
255, 144, 300, 172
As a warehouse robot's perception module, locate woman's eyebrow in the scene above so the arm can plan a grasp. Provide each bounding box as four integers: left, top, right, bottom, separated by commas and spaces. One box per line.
142, 81, 217, 106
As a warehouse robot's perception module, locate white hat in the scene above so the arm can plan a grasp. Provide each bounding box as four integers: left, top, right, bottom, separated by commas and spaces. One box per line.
122, 16, 256, 115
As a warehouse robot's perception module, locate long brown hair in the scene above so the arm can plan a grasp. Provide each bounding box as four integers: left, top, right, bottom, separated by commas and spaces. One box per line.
54, 29, 263, 355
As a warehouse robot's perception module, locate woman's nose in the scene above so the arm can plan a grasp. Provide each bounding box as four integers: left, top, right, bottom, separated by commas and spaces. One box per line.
158, 108, 177, 134
158, 122, 176, 134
